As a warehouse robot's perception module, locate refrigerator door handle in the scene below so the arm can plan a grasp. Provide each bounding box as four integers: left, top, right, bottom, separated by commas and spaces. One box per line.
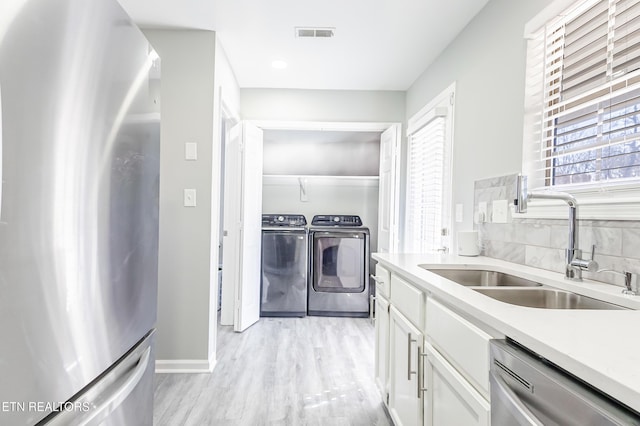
48, 346, 151, 425
86, 346, 151, 424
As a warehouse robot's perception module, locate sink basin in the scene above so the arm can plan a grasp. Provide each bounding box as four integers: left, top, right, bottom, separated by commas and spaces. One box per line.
424, 267, 543, 287
473, 288, 626, 310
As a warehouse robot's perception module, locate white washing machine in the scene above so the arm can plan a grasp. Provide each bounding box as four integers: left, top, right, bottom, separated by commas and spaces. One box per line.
307, 215, 370, 317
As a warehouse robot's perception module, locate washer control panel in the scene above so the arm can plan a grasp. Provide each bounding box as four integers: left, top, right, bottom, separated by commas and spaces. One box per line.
262, 214, 307, 227
311, 215, 363, 227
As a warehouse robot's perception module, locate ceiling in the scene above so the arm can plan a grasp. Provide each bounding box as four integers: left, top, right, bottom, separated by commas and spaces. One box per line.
117, 0, 489, 91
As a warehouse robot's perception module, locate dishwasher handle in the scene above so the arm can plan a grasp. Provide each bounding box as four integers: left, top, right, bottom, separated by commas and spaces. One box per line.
490, 370, 544, 426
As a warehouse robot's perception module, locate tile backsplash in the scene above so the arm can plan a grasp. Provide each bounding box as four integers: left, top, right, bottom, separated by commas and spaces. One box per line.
474, 174, 640, 289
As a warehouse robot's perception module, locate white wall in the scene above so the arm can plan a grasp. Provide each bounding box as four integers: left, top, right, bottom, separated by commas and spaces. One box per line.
405, 0, 554, 235
241, 88, 405, 123
144, 29, 240, 370
262, 178, 379, 251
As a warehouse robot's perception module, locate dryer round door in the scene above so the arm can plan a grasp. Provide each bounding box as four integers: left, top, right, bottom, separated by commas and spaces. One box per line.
312, 232, 366, 293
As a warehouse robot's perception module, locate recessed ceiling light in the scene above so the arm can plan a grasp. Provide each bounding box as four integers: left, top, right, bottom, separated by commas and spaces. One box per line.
271, 60, 288, 69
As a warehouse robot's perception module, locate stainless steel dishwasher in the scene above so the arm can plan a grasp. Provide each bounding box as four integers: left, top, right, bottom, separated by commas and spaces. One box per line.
490, 339, 640, 426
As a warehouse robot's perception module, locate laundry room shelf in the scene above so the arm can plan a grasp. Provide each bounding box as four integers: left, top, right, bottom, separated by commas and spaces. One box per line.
263, 174, 379, 187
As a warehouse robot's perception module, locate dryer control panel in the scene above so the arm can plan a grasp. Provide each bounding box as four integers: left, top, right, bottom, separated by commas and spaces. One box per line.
311, 215, 363, 227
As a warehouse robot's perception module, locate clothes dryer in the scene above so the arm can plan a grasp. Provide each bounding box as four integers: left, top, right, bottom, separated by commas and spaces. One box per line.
308, 215, 370, 317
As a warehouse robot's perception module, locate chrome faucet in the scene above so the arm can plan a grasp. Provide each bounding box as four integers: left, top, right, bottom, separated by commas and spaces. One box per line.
514, 175, 597, 281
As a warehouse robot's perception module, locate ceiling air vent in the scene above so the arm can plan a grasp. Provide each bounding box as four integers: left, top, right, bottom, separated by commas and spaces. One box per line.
295, 27, 335, 38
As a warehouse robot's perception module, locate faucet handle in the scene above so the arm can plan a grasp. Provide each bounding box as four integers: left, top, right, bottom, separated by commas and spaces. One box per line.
586, 244, 598, 270
570, 244, 598, 272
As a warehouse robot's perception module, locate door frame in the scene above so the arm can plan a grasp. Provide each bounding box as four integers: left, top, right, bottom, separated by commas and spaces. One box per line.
252, 120, 398, 133
225, 119, 402, 332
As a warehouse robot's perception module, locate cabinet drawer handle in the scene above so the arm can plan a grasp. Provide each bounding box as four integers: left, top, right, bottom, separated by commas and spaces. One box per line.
418, 347, 428, 397
407, 333, 417, 380
369, 295, 376, 325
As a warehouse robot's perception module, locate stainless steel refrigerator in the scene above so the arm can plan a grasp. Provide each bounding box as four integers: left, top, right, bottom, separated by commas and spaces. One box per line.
0, 0, 161, 424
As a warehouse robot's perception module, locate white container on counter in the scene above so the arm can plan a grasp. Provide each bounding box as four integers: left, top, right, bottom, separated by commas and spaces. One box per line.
458, 230, 480, 256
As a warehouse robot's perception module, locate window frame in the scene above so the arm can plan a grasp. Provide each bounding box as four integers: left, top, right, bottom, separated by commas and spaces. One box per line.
403, 83, 456, 252
521, 0, 640, 220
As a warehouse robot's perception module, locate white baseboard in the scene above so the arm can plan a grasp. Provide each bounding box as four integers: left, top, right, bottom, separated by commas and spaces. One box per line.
155, 358, 217, 373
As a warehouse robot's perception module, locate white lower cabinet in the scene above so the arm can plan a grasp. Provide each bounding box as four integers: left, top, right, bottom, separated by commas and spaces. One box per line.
423, 342, 490, 426
380, 268, 493, 426
389, 306, 424, 426
375, 295, 390, 403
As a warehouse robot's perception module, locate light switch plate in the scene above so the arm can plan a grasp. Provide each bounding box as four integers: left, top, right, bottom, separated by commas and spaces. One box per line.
184, 189, 197, 207
185, 143, 197, 160
492, 199, 508, 223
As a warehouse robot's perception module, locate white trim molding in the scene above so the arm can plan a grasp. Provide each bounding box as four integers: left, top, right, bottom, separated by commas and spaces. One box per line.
155, 358, 217, 374
250, 120, 397, 132
407, 82, 455, 135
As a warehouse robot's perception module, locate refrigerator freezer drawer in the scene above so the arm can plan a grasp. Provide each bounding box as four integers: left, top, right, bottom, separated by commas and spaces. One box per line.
44, 330, 156, 426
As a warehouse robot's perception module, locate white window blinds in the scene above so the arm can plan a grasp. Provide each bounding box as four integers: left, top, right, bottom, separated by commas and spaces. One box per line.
405, 109, 448, 253
528, 0, 640, 187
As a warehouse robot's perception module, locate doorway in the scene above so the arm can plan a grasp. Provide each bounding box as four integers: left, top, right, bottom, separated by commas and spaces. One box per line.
217, 120, 401, 335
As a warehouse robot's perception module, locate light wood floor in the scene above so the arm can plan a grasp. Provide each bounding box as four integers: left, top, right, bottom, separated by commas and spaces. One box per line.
153, 316, 393, 426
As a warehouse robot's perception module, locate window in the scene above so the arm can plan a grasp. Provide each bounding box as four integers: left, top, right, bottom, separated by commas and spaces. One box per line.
404, 85, 454, 252
524, 0, 640, 188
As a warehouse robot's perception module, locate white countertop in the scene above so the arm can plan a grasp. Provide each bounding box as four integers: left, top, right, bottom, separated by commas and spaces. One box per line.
372, 252, 640, 412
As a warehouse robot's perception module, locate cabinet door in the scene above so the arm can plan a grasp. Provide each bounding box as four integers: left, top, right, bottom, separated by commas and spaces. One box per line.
423, 342, 490, 426
389, 306, 424, 426
375, 295, 390, 404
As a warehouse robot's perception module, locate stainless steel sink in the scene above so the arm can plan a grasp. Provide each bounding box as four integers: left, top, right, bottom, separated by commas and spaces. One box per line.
473, 288, 626, 310
424, 267, 543, 287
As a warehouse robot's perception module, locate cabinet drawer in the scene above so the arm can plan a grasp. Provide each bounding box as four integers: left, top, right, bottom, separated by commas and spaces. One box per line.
390, 274, 425, 330
424, 342, 490, 426
373, 264, 391, 298
426, 298, 491, 399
